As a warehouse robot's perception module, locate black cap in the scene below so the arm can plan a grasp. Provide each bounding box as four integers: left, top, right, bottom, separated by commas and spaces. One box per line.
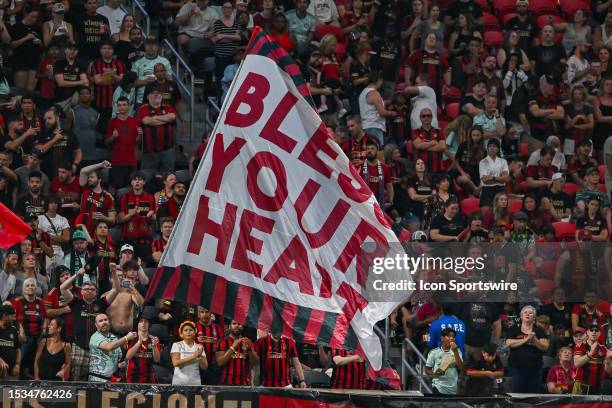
30, 148, 44, 160
139, 306, 157, 321
588, 323, 601, 331
65, 41, 78, 49
487, 138, 500, 148
0, 304, 16, 317
23, 212, 38, 221
513, 211, 529, 222
54, 265, 71, 275
144, 35, 158, 44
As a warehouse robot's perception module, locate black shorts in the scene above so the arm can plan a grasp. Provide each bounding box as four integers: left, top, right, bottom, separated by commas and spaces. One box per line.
480, 185, 505, 207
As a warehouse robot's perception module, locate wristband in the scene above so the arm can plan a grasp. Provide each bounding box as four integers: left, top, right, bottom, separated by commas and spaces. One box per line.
124, 336, 128, 344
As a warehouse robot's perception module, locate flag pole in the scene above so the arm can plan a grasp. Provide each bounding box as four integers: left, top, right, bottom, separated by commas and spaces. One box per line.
156, 31, 259, 268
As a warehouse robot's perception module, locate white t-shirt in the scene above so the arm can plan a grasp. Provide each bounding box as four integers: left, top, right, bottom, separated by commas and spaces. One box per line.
96, 5, 126, 35
176, 4, 219, 37
170, 341, 203, 385
37, 213, 69, 258
410, 86, 438, 130
307, 0, 338, 24
604, 136, 612, 197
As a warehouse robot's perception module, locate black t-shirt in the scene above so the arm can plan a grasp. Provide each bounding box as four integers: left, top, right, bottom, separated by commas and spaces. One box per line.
577, 213, 607, 236
503, 17, 537, 55
533, 44, 566, 76
35, 129, 80, 177
372, 39, 400, 82
69, 297, 109, 349
460, 95, 484, 115
467, 228, 489, 243
74, 13, 111, 60
506, 324, 547, 369
15, 193, 48, 216
465, 354, 504, 396
541, 189, 572, 216
53, 59, 87, 101
540, 303, 571, 331
115, 41, 145, 70
460, 303, 500, 347
447, 0, 483, 20
0, 324, 19, 369
10, 22, 42, 64
430, 214, 467, 238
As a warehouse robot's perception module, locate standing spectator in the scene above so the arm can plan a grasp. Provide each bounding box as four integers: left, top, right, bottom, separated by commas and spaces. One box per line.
568, 139, 598, 187
37, 195, 70, 270
212, 2, 241, 91
533, 26, 567, 77
595, 78, 612, 156
605, 134, 612, 198
112, 72, 138, 117
307, 0, 340, 27
77, 161, 116, 230
505, 305, 549, 393
195, 306, 221, 384
358, 71, 396, 144
429, 197, 467, 242
74, 0, 111, 62
111, 14, 134, 43
448, 13, 480, 58
146, 64, 180, 107
410, 107, 445, 174
404, 32, 450, 99
567, 39, 591, 88
35, 107, 82, 178
330, 348, 365, 389
503, 0, 537, 53
42, 3, 74, 47
131, 35, 172, 105
60, 269, 119, 381
20, 222, 53, 278
497, 31, 531, 72
88, 313, 136, 382
66, 87, 105, 167
428, 303, 466, 354
36, 41, 60, 109
2, 115, 40, 163
96, 0, 126, 35
12, 278, 48, 379
574, 323, 607, 394
546, 347, 577, 393
106, 261, 145, 335
541, 287, 572, 334
285, 0, 315, 55
0, 305, 21, 380
422, 173, 452, 231
151, 217, 173, 264
425, 327, 464, 395
53, 42, 89, 112
358, 138, 393, 207
458, 37, 485, 89
118, 171, 156, 261
125, 308, 160, 383
10, 7, 43, 92
473, 95, 506, 139
43, 266, 76, 339
341, 115, 369, 168
460, 299, 501, 364
562, 9, 592, 56
156, 181, 186, 221
15, 171, 48, 216
215, 320, 258, 385
255, 330, 307, 388
465, 343, 504, 396
115, 28, 145, 70
62, 230, 91, 278
89, 41, 125, 131
253, 0, 275, 31
106, 96, 140, 189
594, 10, 612, 52
479, 138, 509, 210
33, 317, 71, 380
405, 74, 439, 131
575, 168, 609, 211
452, 124, 486, 196
171, 321, 207, 385
136, 86, 176, 172
154, 172, 176, 207
526, 146, 558, 194
175, 0, 217, 61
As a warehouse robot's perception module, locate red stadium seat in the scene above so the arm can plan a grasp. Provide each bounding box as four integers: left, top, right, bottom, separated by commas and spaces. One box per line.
599, 164, 605, 183
483, 13, 501, 32
483, 31, 504, 49
460, 197, 481, 216
502, 13, 518, 25
474, 0, 490, 12
530, 0, 558, 16
519, 143, 529, 159
552, 222, 576, 241
563, 182, 579, 197
535, 279, 556, 299
559, 0, 590, 19
446, 102, 460, 120
493, 0, 516, 14
540, 260, 558, 280
405, 140, 413, 156
598, 183, 607, 193
443, 86, 462, 104
536, 15, 566, 29
508, 198, 523, 215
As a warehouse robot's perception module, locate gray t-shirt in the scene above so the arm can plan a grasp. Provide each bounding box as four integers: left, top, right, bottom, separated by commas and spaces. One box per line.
426, 347, 462, 394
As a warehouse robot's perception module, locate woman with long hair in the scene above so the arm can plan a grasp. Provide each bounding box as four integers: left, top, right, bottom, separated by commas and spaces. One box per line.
410, 3, 444, 53
522, 193, 551, 236
501, 53, 529, 116
0, 249, 19, 301
483, 192, 511, 231
594, 77, 612, 155
453, 125, 486, 196
444, 115, 472, 162
564, 85, 594, 146
448, 13, 480, 57
562, 9, 591, 56
598, 46, 612, 78
497, 30, 530, 71
112, 14, 135, 43
393, 159, 432, 221
155, 172, 176, 207
34, 317, 71, 380
567, 39, 590, 88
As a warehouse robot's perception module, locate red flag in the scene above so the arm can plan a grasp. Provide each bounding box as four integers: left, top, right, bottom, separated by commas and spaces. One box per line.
0, 202, 31, 249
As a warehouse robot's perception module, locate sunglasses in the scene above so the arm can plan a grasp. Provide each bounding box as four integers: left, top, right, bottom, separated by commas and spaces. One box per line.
420, 114, 432, 118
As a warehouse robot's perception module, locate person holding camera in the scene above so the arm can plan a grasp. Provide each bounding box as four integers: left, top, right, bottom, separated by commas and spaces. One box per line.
106, 261, 144, 336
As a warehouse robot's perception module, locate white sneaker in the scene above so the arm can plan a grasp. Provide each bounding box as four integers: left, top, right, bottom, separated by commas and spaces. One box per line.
338, 108, 348, 118
318, 104, 328, 113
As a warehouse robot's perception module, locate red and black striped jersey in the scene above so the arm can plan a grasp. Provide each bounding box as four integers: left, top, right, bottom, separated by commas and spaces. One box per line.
404, 49, 449, 96
136, 103, 176, 153
216, 336, 252, 385
411, 127, 443, 174
196, 321, 222, 366
91, 238, 115, 285
12, 296, 46, 338
88, 59, 125, 110
151, 237, 168, 254
79, 189, 115, 231
574, 342, 607, 387
330, 348, 366, 389
119, 191, 156, 241
126, 337, 160, 383
255, 335, 298, 387
43, 287, 81, 339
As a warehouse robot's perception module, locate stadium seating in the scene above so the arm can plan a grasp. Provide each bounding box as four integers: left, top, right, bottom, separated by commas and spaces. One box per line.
508, 198, 523, 215
552, 222, 576, 241
563, 182, 580, 197
530, 0, 558, 16
559, 0, 590, 19
483, 13, 501, 32
446, 103, 460, 120
460, 197, 481, 216
536, 14, 566, 29
483, 31, 504, 49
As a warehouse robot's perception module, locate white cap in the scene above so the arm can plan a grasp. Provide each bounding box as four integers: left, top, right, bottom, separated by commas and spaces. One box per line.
552, 173, 565, 181
120, 244, 134, 253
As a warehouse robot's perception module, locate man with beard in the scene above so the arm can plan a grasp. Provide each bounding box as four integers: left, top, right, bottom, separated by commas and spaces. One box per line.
89, 313, 136, 382
115, 27, 145, 70
0, 305, 21, 379
50, 163, 82, 225
533, 26, 566, 77
215, 320, 258, 385
2, 116, 40, 165
63, 230, 93, 281
156, 181, 186, 221
471, 55, 504, 106
358, 138, 393, 208
255, 329, 307, 388
66, 87, 105, 167
15, 170, 48, 216
151, 217, 173, 264
503, 0, 537, 54
74, 0, 111, 62
341, 116, 370, 168
118, 171, 156, 263
77, 160, 116, 231
35, 108, 82, 178
89, 42, 125, 132
136, 86, 176, 172
195, 306, 222, 384
60, 265, 120, 380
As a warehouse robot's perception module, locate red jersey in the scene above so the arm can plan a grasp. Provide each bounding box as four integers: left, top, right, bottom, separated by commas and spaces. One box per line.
216, 336, 252, 385
37, 57, 57, 100
574, 342, 607, 388
411, 127, 443, 173
546, 364, 577, 393
91, 238, 115, 286
137, 103, 176, 153
27, 230, 51, 268
120, 191, 156, 241
196, 321, 222, 366
359, 161, 391, 204
89, 59, 125, 110
151, 237, 168, 254
106, 116, 139, 166
330, 348, 366, 389
572, 304, 605, 331
12, 296, 47, 338
50, 176, 81, 225
255, 335, 298, 387
80, 188, 115, 217
43, 287, 81, 340
126, 337, 160, 383
156, 197, 182, 221
341, 135, 369, 164
405, 49, 449, 96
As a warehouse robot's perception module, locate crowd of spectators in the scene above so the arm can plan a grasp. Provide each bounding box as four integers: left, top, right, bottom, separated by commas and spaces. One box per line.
0, 0, 612, 395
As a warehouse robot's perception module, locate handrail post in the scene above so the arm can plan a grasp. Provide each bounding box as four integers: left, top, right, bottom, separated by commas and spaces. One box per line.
400, 340, 405, 388
384, 317, 389, 362
190, 72, 195, 140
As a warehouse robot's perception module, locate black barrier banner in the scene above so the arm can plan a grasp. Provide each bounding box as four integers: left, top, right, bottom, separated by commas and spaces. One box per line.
1, 381, 612, 408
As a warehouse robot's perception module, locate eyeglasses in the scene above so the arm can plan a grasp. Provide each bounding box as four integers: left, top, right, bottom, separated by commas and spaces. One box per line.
420, 114, 432, 118
82, 288, 96, 291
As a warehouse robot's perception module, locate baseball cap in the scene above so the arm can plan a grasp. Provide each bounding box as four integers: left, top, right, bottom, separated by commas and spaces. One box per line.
487, 138, 500, 148
54, 265, 71, 276
65, 41, 78, 49
588, 323, 601, 331
574, 327, 586, 335
144, 35, 158, 45
0, 304, 16, 317
540, 74, 554, 85
146, 84, 162, 95
29, 148, 44, 160
23, 212, 38, 221
52, 2, 65, 13
72, 230, 87, 241
412, 230, 428, 242
513, 211, 529, 222
139, 306, 157, 321
586, 167, 599, 176
552, 172, 565, 181
236, 0, 248, 5
120, 244, 134, 253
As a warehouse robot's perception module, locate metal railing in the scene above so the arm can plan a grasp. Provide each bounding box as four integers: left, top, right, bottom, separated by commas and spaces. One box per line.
162, 39, 196, 140
402, 337, 431, 394
131, 0, 150, 35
